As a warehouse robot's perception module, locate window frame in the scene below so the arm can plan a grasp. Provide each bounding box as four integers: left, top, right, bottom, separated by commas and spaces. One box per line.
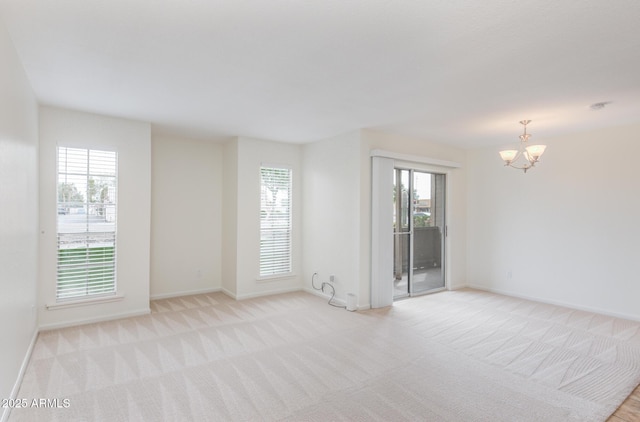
55, 146, 118, 302
258, 164, 293, 279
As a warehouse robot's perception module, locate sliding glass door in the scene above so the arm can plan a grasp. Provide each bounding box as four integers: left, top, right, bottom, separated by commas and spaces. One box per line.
393, 168, 446, 299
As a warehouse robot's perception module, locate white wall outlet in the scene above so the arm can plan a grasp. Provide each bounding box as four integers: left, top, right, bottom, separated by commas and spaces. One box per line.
329, 274, 335, 283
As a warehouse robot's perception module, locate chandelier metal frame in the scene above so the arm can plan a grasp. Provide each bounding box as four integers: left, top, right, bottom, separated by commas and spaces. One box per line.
499, 120, 546, 173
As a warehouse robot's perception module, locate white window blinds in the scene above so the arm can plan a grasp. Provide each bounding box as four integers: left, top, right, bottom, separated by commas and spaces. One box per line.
260, 166, 292, 277
57, 147, 117, 300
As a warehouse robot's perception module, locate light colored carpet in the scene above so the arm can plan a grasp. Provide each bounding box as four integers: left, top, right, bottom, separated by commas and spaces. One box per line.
10, 289, 640, 421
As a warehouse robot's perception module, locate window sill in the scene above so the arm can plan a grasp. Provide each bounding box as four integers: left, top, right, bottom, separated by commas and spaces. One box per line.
256, 273, 296, 283
46, 294, 124, 310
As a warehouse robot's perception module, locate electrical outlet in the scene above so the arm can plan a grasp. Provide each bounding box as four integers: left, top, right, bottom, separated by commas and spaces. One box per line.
197, 269, 202, 279
329, 274, 335, 283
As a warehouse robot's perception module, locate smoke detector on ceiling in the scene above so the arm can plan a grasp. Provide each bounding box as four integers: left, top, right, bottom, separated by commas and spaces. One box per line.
590, 101, 611, 110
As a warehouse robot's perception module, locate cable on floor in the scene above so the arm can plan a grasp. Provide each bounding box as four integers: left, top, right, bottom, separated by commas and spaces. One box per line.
311, 272, 346, 309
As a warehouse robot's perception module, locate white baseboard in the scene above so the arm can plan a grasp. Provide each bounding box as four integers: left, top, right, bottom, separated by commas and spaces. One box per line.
466, 283, 640, 322
302, 287, 370, 310
2, 328, 38, 422
303, 286, 343, 304
38, 308, 151, 331
150, 287, 222, 301
209, 285, 373, 309
220, 287, 237, 300
233, 286, 303, 301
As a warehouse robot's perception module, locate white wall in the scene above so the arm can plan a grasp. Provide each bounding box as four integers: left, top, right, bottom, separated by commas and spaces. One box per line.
38, 107, 152, 329
150, 135, 222, 299
467, 123, 640, 321
233, 137, 303, 299
0, 22, 39, 419
221, 139, 239, 297
302, 131, 362, 304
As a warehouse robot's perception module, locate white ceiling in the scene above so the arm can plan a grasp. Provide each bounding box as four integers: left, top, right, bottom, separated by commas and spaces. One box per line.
1, 0, 639, 148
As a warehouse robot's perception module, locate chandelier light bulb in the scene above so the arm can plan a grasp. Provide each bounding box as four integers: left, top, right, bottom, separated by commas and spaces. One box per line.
499, 150, 518, 164
525, 144, 546, 161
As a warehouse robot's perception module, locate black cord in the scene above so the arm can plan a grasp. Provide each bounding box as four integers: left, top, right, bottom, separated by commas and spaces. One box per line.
311, 272, 321, 290
323, 282, 346, 308
311, 272, 346, 308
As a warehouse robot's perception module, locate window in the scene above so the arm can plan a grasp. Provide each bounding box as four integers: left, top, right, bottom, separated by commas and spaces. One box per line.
260, 166, 292, 277
57, 147, 117, 300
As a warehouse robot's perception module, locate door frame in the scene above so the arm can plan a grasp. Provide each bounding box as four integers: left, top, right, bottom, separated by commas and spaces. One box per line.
371, 150, 460, 308
393, 166, 447, 299
392, 166, 412, 300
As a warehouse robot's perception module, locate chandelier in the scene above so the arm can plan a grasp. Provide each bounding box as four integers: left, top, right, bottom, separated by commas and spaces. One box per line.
499, 120, 546, 173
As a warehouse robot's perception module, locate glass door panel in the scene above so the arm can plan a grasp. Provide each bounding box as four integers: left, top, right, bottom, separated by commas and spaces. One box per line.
411, 171, 445, 295
393, 233, 410, 298
393, 169, 411, 299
